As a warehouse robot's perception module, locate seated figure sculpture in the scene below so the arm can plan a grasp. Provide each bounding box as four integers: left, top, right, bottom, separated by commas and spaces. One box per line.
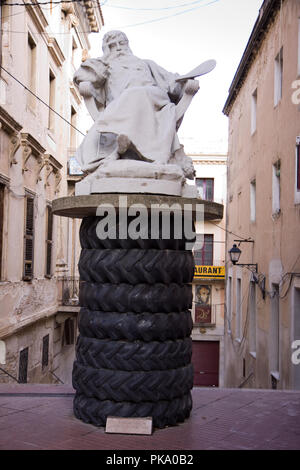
73, 30, 215, 196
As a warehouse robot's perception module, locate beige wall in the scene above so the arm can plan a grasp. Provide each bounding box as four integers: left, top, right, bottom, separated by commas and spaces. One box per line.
0, 3, 101, 383
225, 0, 300, 390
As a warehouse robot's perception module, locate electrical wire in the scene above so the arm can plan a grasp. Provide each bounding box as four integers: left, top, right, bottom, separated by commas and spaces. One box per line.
111, 0, 220, 29
0, 65, 86, 136
2, 0, 221, 33
103, 0, 210, 11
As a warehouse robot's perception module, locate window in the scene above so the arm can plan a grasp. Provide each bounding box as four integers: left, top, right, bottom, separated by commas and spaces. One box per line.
19, 347, 29, 383
251, 89, 257, 134
45, 205, 53, 277
227, 275, 232, 333
249, 281, 256, 355
274, 48, 283, 106
27, 33, 37, 108
196, 178, 214, 201
42, 335, 49, 369
194, 234, 213, 265
70, 106, 77, 149
270, 284, 280, 376
250, 180, 256, 222
48, 70, 56, 131
293, 288, 300, 389
63, 318, 75, 346
0, 183, 4, 279
298, 19, 300, 76
236, 277, 242, 340
272, 160, 281, 214
296, 144, 300, 192
23, 194, 35, 281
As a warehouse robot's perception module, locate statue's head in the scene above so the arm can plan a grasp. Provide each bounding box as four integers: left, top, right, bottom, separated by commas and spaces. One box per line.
102, 30, 132, 59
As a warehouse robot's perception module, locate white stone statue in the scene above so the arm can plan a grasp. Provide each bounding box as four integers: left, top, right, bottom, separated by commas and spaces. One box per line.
73, 30, 216, 196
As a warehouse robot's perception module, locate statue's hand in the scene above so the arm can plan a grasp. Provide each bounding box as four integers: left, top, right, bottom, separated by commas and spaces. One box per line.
184, 79, 200, 96
79, 81, 93, 98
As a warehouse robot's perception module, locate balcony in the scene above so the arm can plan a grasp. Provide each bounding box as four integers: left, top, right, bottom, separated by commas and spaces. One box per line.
57, 276, 80, 307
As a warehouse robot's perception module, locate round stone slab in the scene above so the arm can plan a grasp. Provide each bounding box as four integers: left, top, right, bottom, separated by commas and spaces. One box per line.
52, 194, 223, 220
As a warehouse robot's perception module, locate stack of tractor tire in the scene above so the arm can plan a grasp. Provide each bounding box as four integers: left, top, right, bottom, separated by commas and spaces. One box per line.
72, 214, 195, 429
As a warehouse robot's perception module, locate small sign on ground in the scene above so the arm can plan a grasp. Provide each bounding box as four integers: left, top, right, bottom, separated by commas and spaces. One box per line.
105, 416, 153, 435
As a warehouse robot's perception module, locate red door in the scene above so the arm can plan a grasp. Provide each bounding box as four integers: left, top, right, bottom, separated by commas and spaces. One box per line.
192, 341, 219, 387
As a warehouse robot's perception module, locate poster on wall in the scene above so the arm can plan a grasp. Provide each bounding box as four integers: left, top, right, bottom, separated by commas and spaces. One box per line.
195, 285, 212, 324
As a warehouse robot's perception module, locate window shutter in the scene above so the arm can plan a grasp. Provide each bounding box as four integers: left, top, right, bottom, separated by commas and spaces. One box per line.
0, 184, 4, 279
19, 347, 29, 383
24, 196, 34, 280
42, 335, 49, 369
45, 206, 53, 277
297, 145, 300, 192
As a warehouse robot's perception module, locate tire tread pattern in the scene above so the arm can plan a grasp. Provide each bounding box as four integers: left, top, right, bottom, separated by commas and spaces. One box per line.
72, 361, 193, 402
76, 335, 192, 371
73, 392, 192, 429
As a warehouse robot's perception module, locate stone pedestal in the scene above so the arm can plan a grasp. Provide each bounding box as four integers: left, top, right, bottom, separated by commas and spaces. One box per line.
53, 194, 223, 429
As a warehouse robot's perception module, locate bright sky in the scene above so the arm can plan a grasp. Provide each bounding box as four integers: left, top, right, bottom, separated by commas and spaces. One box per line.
90, 0, 263, 154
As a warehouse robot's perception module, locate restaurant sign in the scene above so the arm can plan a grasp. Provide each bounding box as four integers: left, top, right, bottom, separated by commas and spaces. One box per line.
194, 265, 225, 280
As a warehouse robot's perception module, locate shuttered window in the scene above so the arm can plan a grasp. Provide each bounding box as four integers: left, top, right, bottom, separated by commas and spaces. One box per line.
297, 145, 300, 192
194, 234, 214, 266
45, 205, 53, 277
23, 195, 34, 281
42, 335, 49, 369
0, 183, 4, 279
19, 347, 29, 383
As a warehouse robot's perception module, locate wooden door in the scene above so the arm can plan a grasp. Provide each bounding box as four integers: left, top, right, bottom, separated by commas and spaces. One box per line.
192, 341, 219, 387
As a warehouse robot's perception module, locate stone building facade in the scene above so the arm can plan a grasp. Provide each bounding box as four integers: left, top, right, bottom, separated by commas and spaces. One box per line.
0, 1, 103, 384
223, 0, 300, 389
190, 153, 227, 387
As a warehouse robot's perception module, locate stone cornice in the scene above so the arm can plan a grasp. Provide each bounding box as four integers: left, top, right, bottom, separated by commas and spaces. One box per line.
0, 106, 22, 135
24, 1, 48, 33
46, 36, 66, 68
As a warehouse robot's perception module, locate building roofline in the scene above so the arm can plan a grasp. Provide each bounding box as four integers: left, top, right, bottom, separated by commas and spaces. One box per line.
222, 0, 282, 116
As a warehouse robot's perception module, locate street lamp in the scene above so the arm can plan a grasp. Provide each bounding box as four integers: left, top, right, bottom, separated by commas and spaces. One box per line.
228, 240, 265, 298
228, 241, 258, 273
228, 244, 242, 265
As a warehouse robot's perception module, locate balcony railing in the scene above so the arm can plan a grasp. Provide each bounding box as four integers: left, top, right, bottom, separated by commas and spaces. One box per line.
58, 276, 80, 306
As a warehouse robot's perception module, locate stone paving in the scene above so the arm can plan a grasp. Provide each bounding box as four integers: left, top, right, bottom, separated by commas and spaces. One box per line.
0, 384, 299, 450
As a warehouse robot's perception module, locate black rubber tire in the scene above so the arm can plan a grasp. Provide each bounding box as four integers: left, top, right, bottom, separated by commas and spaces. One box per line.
79, 216, 195, 251
78, 308, 193, 342
76, 336, 192, 371
73, 392, 192, 429
78, 249, 195, 285
79, 282, 192, 313
72, 361, 194, 402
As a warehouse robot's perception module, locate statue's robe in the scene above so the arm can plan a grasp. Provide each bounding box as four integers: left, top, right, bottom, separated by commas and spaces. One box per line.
73, 54, 184, 172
